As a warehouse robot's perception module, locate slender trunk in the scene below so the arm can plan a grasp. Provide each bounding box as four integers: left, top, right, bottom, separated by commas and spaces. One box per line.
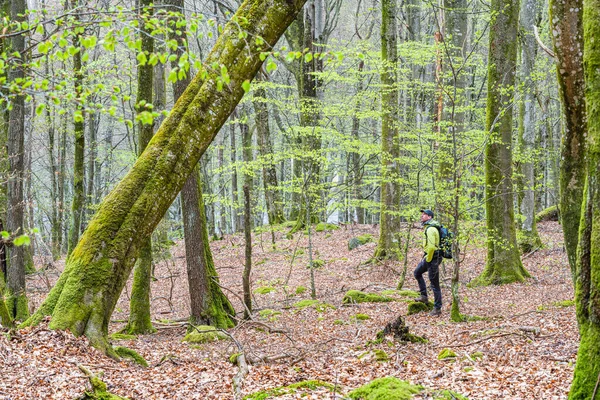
351, 60, 365, 224
6, 0, 28, 320
218, 135, 227, 235
125, 0, 156, 335
86, 111, 99, 224
242, 184, 252, 319
230, 116, 240, 232
253, 81, 284, 225
58, 109, 67, 254
477, 0, 529, 285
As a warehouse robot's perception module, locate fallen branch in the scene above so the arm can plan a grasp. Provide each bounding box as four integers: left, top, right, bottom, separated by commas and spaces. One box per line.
439, 331, 533, 348
533, 26, 555, 59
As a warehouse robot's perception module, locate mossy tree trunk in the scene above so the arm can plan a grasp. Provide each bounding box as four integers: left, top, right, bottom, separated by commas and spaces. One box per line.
569, 0, 600, 397
373, 0, 401, 261
517, 0, 542, 253
23, 0, 307, 353
6, 0, 29, 320
476, 0, 529, 285
67, 4, 86, 257
253, 78, 285, 226
167, 0, 235, 329
549, 0, 587, 273
124, 0, 156, 335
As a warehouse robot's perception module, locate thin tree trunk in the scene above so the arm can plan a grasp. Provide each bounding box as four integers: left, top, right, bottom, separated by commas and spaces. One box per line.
6, 0, 28, 320
243, 184, 252, 319
253, 80, 284, 225
125, 0, 156, 335
517, 0, 542, 252
230, 115, 240, 232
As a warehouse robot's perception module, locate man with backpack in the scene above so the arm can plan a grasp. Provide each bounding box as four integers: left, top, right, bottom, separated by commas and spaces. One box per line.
414, 209, 443, 316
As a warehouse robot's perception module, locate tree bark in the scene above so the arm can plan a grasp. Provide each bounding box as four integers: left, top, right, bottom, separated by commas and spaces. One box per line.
24, 0, 306, 353
67, 5, 86, 257
253, 79, 284, 225
568, 0, 600, 397
124, 0, 156, 335
550, 0, 587, 273
372, 0, 401, 261
242, 184, 252, 319
6, 0, 29, 320
476, 0, 529, 285
517, 0, 542, 252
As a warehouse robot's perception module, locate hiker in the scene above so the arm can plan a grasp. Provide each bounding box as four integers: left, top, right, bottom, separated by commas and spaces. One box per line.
414, 209, 443, 316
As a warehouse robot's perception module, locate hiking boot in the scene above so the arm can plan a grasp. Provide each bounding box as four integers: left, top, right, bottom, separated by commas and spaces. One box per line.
415, 295, 429, 303
429, 308, 441, 317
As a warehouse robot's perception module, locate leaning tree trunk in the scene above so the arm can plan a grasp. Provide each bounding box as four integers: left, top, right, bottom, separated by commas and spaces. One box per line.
549, 0, 587, 273
23, 0, 307, 354
124, 0, 156, 335
569, 1, 600, 397
475, 0, 529, 285
372, 0, 401, 261
167, 0, 235, 329
6, 0, 29, 320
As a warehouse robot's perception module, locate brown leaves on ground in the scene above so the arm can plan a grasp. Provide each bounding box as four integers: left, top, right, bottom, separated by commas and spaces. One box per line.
1, 221, 576, 399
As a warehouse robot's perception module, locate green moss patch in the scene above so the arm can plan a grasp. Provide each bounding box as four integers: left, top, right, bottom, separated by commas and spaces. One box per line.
114, 346, 148, 367
343, 290, 393, 304
407, 301, 433, 315
348, 234, 373, 250
109, 333, 137, 341
295, 286, 307, 295
429, 389, 469, 399
552, 299, 575, 307
243, 379, 337, 399
535, 205, 559, 222
183, 325, 229, 343
315, 223, 339, 232
348, 376, 423, 399
293, 300, 336, 312
352, 313, 371, 321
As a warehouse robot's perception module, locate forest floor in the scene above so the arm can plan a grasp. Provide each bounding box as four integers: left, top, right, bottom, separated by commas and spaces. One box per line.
1, 220, 576, 399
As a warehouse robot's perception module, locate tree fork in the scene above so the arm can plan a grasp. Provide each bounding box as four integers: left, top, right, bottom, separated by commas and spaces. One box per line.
22, 0, 308, 352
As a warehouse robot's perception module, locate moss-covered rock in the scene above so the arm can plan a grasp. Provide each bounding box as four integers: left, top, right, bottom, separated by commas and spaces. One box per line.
183, 325, 229, 343
343, 290, 393, 304
407, 301, 433, 315
349, 234, 373, 250
535, 205, 559, 222
348, 376, 423, 400
114, 346, 148, 367
315, 223, 339, 232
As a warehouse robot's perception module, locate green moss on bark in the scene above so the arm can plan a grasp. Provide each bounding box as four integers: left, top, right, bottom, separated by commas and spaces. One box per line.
114, 346, 148, 367
123, 240, 155, 335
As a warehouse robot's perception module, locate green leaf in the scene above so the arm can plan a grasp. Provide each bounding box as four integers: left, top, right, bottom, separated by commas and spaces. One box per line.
266, 59, 277, 74
137, 52, 148, 65
35, 103, 46, 116
242, 80, 251, 93
1, 231, 9, 239
35, 24, 44, 35
304, 53, 313, 63
14, 235, 30, 247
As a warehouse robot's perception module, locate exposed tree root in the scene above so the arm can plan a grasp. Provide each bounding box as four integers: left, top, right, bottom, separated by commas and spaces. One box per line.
77, 365, 129, 400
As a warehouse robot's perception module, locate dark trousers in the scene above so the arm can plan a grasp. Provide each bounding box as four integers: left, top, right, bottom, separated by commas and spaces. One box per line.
414, 254, 443, 309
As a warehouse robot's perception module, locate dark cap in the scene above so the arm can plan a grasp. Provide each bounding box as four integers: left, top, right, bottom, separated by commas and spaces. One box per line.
420, 209, 434, 218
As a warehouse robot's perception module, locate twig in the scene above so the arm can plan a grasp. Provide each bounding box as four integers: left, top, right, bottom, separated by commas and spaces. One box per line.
533, 26, 555, 59
217, 329, 248, 400
438, 331, 532, 348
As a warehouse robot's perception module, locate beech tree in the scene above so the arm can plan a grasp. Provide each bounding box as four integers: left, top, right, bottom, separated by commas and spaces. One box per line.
23, 0, 307, 354
372, 0, 401, 261
549, 0, 586, 272
569, 0, 600, 397
475, 0, 530, 285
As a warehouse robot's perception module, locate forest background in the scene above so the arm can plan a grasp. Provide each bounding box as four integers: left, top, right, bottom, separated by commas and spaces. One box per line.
0, 0, 598, 398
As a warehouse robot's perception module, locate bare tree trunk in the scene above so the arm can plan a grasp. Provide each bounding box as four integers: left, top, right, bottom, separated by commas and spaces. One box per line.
243, 184, 252, 319
230, 115, 240, 232
6, 0, 29, 320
